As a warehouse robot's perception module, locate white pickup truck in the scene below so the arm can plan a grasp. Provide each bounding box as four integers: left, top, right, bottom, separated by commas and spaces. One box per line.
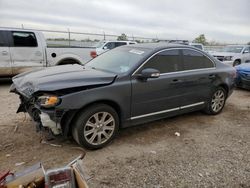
0, 28, 94, 77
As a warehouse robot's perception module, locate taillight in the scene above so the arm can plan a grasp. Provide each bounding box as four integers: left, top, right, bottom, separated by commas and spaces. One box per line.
90, 51, 97, 58
45, 167, 75, 188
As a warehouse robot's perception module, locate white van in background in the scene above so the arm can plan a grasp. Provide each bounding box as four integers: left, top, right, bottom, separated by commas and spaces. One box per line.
189, 43, 204, 51
90, 41, 137, 58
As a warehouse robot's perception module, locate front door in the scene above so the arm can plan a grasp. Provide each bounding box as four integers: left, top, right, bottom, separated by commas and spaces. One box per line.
0, 31, 12, 76
8, 31, 44, 75
242, 47, 250, 63
131, 49, 184, 121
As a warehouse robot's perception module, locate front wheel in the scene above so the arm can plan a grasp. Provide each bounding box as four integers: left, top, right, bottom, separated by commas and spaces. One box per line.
233, 60, 241, 66
204, 87, 227, 115
72, 104, 119, 149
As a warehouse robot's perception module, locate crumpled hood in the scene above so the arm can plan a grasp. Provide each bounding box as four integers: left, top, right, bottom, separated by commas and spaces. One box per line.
12, 64, 117, 96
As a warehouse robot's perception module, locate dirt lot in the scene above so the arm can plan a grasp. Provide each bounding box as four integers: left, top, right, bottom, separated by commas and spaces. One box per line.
0, 79, 250, 188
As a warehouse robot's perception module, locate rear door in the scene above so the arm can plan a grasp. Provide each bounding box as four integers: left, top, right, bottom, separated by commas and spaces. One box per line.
178, 49, 216, 107
0, 31, 12, 76
8, 31, 44, 75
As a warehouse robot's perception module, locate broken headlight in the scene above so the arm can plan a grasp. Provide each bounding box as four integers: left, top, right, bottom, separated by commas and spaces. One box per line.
224, 56, 233, 61
37, 95, 61, 108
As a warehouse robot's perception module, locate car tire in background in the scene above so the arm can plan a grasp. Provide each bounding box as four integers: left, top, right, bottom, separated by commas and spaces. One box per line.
233, 60, 241, 67
204, 87, 227, 115
72, 104, 119, 149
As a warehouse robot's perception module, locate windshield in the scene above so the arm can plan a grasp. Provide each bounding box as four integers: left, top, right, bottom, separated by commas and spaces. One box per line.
223, 46, 243, 53
86, 47, 149, 74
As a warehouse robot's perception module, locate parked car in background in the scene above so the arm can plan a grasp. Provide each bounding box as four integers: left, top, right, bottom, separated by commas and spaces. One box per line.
11, 43, 235, 149
90, 40, 137, 58
0, 28, 94, 77
189, 43, 204, 51
235, 63, 250, 90
212, 45, 250, 66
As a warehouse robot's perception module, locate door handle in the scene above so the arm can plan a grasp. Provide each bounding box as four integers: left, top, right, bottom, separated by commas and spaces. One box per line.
35, 51, 42, 56
208, 74, 216, 79
171, 79, 183, 83
2, 51, 8, 55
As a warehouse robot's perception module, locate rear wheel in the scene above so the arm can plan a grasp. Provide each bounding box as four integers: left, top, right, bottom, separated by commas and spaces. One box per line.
72, 104, 119, 149
204, 87, 227, 115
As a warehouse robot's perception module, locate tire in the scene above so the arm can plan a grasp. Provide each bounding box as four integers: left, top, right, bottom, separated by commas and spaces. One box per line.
204, 87, 227, 115
72, 104, 119, 149
233, 60, 241, 66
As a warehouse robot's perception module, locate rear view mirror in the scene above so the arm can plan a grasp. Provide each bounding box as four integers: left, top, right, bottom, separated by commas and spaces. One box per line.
103, 46, 108, 50
243, 50, 249, 54
138, 68, 160, 80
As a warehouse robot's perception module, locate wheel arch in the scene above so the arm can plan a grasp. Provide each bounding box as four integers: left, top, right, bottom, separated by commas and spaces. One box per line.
57, 57, 81, 65
60, 99, 122, 136
217, 84, 229, 98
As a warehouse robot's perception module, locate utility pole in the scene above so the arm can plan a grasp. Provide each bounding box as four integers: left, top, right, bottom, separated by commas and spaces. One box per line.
68, 28, 71, 46
103, 31, 106, 41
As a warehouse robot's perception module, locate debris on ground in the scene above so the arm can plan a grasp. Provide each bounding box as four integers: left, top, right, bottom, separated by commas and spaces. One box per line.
15, 162, 26, 166
5, 154, 11, 158
1, 154, 89, 188
175, 132, 181, 137
150, 150, 157, 154
40, 140, 62, 147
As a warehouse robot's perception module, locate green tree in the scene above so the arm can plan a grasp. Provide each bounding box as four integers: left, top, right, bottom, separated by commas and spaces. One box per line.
193, 34, 208, 45
117, 33, 128, 41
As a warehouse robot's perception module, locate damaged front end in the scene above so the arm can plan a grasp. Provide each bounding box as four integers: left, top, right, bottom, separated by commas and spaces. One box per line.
10, 84, 64, 135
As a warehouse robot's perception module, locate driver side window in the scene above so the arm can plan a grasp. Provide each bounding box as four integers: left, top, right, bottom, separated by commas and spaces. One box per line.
140, 49, 183, 74
243, 47, 250, 53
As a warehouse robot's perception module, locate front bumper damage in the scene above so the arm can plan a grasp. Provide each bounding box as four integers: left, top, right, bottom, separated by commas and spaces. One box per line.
11, 85, 64, 135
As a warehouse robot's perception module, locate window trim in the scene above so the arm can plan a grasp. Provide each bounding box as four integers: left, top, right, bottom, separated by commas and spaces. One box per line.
132, 48, 216, 76
11, 31, 38, 47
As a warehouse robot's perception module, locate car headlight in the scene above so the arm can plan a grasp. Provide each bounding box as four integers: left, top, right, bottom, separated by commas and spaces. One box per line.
224, 56, 233, 61
37, 95, 60, 108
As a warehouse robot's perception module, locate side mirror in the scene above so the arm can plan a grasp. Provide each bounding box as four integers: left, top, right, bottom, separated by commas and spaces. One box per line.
243, 50, 249, 54
103, 46, 108, 50
138, 68, 160, 80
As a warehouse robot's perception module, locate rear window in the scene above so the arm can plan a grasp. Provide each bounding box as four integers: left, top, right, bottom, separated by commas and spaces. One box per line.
182, 49, 214, 70
11, 31, 38, 47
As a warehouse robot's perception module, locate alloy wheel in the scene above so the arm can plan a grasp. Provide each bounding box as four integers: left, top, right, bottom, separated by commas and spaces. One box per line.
84, 112, 115, 146
211, 90, 225, 113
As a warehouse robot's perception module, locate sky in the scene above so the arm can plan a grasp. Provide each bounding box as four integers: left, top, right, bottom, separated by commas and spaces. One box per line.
0, 0, 249, 43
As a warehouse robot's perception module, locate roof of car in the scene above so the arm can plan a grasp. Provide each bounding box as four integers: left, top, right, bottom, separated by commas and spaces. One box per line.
129, 42, 195, 51
102, 40, 136, 43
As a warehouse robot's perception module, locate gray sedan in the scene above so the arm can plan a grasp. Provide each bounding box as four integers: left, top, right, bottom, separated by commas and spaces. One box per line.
11, 43, 235, 149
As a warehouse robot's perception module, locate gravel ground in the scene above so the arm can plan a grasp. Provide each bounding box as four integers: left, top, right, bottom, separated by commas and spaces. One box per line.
0, 79, 250, 188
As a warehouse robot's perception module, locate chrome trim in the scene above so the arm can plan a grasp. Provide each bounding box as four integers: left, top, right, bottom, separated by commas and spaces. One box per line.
180, 102, 205, 109
132, 48, 216, 76
131, 107, 179, 120
130, 102, 205, 120
159, 68, 215, 76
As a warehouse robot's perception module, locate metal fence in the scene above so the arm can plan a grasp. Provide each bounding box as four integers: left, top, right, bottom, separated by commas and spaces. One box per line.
0, 26, 232, 52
